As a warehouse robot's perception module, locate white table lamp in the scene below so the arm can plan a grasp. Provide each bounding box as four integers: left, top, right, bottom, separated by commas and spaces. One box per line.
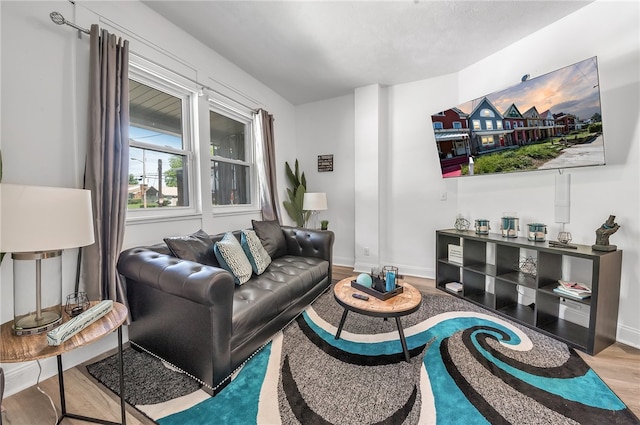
303, 192, 327, 229
0, 184, 95, 335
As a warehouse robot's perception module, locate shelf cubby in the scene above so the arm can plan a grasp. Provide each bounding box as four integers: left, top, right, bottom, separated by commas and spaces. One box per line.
462, 269, 493, 309
496, 271, 536, 289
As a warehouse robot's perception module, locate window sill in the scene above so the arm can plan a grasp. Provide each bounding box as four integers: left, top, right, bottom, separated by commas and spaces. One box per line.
125, 211, 202, 226
211, 207, 261, 218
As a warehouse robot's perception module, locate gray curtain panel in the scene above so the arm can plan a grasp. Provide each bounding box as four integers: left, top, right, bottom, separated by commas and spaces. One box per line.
256, 109, 281, 222
82, 24, 130, 308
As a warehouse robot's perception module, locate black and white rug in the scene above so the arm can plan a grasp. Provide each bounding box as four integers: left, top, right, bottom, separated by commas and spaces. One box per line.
87, 289, 639, 424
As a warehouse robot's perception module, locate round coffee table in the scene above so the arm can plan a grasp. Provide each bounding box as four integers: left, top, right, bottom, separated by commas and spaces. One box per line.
333, 277, 422, 362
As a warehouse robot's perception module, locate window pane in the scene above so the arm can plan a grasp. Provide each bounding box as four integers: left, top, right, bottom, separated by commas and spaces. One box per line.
210, 111, 245, 160
130, 80, 183, 149
480, 108, 495, 118
128, 147, 189, 209
211, 161, 250, 206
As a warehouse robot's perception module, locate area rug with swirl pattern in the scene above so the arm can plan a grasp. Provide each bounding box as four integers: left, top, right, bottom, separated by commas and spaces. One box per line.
87, 287, 638, 425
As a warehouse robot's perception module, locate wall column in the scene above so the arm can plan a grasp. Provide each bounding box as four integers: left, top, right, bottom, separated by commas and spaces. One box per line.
353, 84, 386, 272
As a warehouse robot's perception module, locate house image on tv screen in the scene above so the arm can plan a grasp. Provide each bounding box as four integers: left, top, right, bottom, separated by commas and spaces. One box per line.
430, 56, 605, 178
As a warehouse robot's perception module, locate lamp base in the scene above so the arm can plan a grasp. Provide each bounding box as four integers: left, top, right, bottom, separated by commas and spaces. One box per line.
307, 211, 319, 229
12, 310, 62, 336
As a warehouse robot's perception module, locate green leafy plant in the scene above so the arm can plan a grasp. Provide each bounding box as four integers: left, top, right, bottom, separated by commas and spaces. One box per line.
321, 220, 329, 230
461, 142, 563, 175
283, 160, 310, 227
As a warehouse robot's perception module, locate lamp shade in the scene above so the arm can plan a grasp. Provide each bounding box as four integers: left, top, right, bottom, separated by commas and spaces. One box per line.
303, 192, 327, 211
0, 184, 95, 253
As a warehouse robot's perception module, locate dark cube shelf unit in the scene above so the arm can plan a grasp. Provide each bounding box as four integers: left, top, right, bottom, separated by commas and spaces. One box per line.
436, 229, 622, 355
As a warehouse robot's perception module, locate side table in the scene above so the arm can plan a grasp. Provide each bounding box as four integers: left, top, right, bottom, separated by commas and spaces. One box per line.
0, 301, 128, 425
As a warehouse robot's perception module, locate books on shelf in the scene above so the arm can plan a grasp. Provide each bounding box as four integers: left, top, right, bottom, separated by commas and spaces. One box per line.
553, 287, 591, 299
445, 282, 463, 293
554, 280, 591, 299
448, 244, 463, 265
558, 280, 591, 293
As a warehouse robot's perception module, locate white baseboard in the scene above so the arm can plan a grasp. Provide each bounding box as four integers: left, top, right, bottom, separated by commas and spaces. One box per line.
616, 322, 640, 349
332, 256, 354, 269
2, 360, 57, 398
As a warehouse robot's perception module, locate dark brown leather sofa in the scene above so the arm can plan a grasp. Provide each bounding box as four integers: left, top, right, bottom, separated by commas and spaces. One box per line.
117, 225, 334, 395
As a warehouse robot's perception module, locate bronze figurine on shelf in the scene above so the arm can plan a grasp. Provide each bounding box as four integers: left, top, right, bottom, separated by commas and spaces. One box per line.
592, 215, 620, 251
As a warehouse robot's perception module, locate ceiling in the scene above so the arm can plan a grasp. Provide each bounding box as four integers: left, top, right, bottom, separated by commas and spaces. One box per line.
143, 1, 592, 105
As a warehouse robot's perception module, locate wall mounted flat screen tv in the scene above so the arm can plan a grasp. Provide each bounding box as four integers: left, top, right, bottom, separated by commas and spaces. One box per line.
431, 57, 604, 178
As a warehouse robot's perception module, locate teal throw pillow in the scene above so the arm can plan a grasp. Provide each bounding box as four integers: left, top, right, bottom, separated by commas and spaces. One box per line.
241, 229, 272, 275
214, 232, 253, 285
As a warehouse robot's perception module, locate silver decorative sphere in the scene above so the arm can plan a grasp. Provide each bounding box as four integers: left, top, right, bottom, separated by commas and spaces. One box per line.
455, 216, 471, 231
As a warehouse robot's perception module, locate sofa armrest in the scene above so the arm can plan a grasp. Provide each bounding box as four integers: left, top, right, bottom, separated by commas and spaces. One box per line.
117, 247, 236, 393
117, 247, 235, 306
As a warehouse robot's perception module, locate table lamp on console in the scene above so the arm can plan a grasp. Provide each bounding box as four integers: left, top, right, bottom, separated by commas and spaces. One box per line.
0, 184, 95, 335
303, 192, 327, 230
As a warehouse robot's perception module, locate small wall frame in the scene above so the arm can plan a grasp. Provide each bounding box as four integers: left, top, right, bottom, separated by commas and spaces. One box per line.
317, 154, 333, 172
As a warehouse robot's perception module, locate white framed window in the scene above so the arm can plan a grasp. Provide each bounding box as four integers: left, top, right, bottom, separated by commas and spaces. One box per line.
127, 57, 198, 219
485, 120, 494, 130
505, 121, 512, 130
472, 120, 481, 130
433, 122, 444, 130
453, 121, 462, 129
209, 100, 256, 211
496, 121, 503, 130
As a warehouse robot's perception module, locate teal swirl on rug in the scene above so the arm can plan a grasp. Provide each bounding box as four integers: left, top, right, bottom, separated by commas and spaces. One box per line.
87, 290, 639, 425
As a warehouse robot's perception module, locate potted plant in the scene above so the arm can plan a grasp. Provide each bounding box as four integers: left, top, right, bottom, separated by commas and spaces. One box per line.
283, 160, 310, 227
321, 220, 329, 230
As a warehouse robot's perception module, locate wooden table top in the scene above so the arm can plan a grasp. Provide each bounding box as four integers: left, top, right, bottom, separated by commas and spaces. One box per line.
333, 277, 422, 317
0, 301, 127, 363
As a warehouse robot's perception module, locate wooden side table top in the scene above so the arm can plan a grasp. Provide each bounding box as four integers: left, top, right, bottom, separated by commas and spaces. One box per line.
0, 301, 127, 363
333, 277, 422, 316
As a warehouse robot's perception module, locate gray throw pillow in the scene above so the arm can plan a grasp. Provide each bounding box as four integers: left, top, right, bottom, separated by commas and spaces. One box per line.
164, 229, 218, 267
251, 220, 287, 259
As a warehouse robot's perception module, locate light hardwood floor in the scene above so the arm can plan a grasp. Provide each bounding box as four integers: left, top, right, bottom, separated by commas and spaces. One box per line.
2, 265, 638, 424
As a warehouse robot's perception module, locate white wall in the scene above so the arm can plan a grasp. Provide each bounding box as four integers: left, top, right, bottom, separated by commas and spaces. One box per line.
295, 0, 639, 347
0, 0, 297, 397
295, 94, 355, 265
385, 74, 461, 276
